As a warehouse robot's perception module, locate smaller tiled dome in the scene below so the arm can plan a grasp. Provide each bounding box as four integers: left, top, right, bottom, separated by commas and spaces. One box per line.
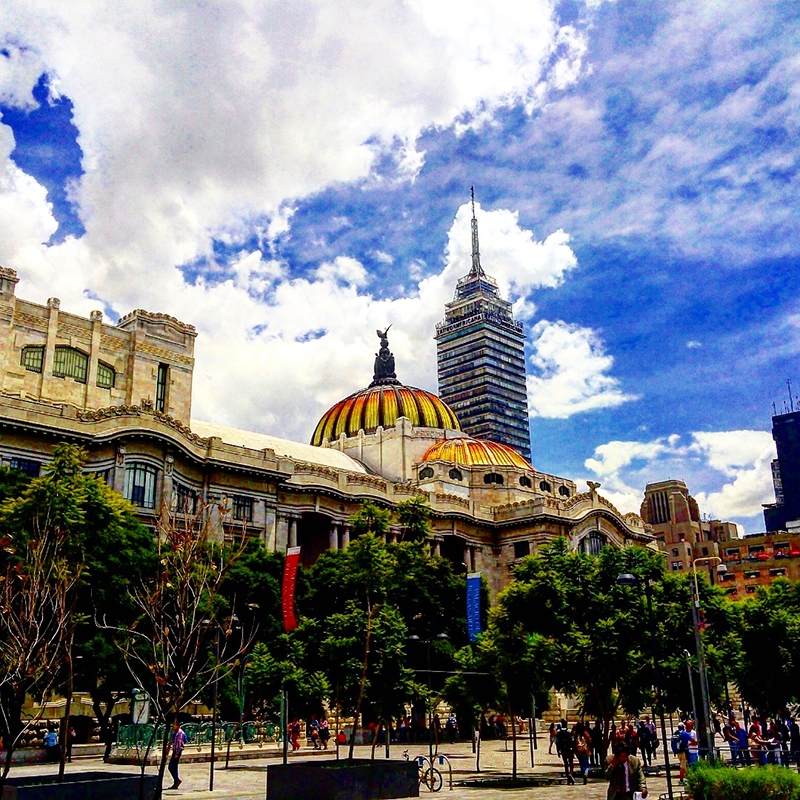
422, 437, 533, 471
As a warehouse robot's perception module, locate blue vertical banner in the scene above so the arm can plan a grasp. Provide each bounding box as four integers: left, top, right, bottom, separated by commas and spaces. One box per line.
466, 572, 482, 643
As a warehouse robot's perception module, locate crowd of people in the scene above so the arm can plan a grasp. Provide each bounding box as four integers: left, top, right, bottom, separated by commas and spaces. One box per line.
720, 712, 800, 767
547, 716, 659, 785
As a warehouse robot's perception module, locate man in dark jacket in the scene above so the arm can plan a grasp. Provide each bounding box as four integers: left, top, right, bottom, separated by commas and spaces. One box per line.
555, 719, 576, 785
605, 742, 647, 800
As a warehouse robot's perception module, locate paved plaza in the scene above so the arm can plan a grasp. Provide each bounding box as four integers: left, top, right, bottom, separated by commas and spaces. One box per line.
5, 737, 676, 799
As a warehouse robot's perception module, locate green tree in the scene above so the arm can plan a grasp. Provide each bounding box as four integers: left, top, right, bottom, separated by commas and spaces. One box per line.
730, 579, 800, 714
105, 502, 252, 796
395, 496, 431, 543
0, 443, 153, 782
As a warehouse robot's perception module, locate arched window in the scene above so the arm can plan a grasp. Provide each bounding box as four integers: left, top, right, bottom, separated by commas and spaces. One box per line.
124, 463, 158, 508
419, 466, 434, 480
97, 361, 116, 389
21, 345, 44, 373
448, 468, 463, 481
539, 480, 552, 492
53, 346, 88, 383
519, 476, 532, 488
559, 485, 571, 497
483, 473, 503, 485
581, 532, 606, 557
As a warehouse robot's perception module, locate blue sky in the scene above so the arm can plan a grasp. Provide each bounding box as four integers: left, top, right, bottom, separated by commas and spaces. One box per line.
1, 0, 798, 531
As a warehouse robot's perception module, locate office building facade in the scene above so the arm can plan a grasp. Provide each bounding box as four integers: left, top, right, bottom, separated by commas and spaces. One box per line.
435, 196, 531, 461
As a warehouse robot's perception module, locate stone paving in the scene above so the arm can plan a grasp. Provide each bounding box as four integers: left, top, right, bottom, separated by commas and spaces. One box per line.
2, 737, 678, 799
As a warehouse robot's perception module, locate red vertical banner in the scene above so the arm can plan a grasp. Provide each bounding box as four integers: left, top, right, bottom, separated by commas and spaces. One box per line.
282, 546, 301, 632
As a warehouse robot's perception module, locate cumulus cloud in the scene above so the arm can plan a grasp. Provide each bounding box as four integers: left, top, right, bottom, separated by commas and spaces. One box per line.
526, 320, 638, 418
0, 122, 58, 259
0, 0, 590, 308
0, 1, 604, 441
582, 430, 776, 528
506, 0, 800, 262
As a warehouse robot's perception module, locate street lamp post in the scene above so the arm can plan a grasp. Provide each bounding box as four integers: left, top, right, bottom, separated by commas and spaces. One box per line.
209, 631, 220, 791
683, 649, 698, 727
617, 572, 674, 800
408, 632, 449, 763
690, 556, 727, 764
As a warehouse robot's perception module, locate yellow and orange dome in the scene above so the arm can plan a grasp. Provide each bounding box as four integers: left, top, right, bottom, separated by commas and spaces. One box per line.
311, 384, 461, 446
422, 437, 533, 471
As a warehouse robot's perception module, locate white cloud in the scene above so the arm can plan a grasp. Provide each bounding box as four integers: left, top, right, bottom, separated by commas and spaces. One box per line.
0, 122, 58, 259
686, 340, 701, 349
526, 320, 638, 418
0, 1, 596, 442
315, 256, 369, 288
0, 42, 46, 110
583, 430, 777, 529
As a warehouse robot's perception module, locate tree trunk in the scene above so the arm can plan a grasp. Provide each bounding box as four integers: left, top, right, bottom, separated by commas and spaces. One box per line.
370, 717, 382, 760
348, 604, 375, 761
507, 690, 517, 780
93, 694, 121, 760
0, 691, 26, 791
58, 641, 74, 780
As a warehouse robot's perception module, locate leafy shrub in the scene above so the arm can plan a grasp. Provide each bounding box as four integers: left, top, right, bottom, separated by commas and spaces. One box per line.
685, 761, 800, 800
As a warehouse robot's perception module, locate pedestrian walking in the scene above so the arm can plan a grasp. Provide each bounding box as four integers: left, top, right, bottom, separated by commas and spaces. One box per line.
555, 719, 576, 785
167, 722, 187, 790
573, 721, 592, 785
605, 742, 648, 799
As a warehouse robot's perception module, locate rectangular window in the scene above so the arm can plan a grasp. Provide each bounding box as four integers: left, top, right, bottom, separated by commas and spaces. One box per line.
748, 545, 765, 554
744, 571, 760, 579
53, 346, 88, 383
155, 363, 168, 413
725, 548, 740, 556
514, 541, 530, 559
702, 547, 709, 555
724, 587, 738, 595
671, 561, 683, 571
20, 345, 44, 373
91, 469, 110, 484
9, 458, 40, 477
124, 463, 158, 508
721, 572, 736, 581
96, 361, 115, 389
769, 568, 787, 577
232, 495, 253, 522
174, 483, 198, 514
672, 549, 679, 557
746, 586, 757, 594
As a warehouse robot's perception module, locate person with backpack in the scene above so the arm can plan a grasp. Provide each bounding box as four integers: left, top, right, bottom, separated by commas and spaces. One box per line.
555, 719, 576, 785
671, 722, 688, 784
573, 722, 592, 785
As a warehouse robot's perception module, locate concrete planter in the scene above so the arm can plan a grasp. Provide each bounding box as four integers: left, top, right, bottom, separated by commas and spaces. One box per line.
1, 771, 158, 800
266, 759, 418, 800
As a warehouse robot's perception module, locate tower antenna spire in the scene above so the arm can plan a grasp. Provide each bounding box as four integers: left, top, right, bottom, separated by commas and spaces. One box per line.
470, 186, 485, 277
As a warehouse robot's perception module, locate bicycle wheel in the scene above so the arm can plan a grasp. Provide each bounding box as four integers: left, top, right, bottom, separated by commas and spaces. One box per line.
423, 767, 443, 792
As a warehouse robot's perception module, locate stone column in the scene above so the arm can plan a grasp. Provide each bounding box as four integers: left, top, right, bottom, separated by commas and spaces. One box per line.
264, 505, 277, 551
431, 538, 440, 557
276, 514, 289, 552
468, 545, 476, 572
288, 517, 298, 549
341, 525, 351, 548
329, 522, 339, 551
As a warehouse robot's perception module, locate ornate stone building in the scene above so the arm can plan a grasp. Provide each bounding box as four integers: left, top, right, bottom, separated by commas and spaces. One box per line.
0, 268, 654, 598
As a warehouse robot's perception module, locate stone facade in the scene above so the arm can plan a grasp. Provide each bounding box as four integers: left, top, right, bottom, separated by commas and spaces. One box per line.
0, 270, 656, 598
0, 268, 196, 421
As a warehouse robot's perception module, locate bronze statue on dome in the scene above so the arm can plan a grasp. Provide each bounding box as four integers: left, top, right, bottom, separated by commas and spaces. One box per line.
370, 325, 400, 386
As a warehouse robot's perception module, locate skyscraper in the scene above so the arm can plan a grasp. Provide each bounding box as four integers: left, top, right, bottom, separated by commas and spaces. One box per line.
435, 191, 531, 461
764, 408, 800, 532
